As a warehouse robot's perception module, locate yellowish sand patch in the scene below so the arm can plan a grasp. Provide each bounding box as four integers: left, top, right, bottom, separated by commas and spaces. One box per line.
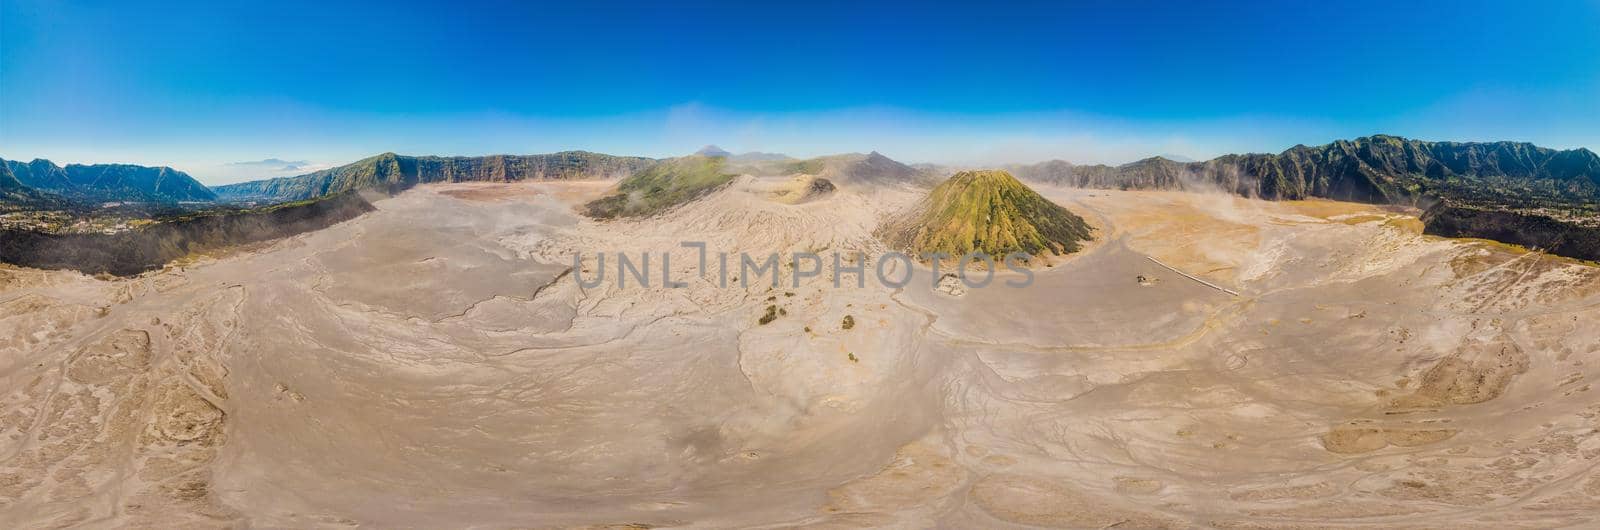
1277, 198, 1392, 219
970, 474, 1187, 528
822, 442, 964, 514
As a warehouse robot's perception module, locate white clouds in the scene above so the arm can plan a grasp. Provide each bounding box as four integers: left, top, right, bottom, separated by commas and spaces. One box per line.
202, 158, 335, 185
227, 158, 317, 171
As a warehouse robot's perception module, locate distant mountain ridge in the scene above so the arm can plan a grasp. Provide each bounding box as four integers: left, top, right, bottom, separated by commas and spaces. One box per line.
6, 136, 1597, 262
694, 145, 794, 163
833, 151, 927, 184
730, 151, 792, 163
765, 151, 929, 185
212, 151, 657, 202
1012, 135, 1600, 206
694, 145, 733, 158
1, 158, 217, 204
0, 163, 61, 210
1010, 135, 1600, 261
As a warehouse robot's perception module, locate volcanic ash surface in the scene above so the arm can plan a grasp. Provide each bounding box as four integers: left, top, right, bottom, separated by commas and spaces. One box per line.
3, 180, 1600, 528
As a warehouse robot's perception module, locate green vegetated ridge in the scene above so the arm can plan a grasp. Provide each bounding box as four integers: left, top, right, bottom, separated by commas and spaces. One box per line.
0, 162, 61, 211
585, 155, 738, 219
212, 151, 658, 202
882, 169, 1093, 258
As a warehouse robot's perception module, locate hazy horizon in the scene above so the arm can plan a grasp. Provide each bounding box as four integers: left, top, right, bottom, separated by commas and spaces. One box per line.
6, 124, 1598, 187
4, 1, 1597, 185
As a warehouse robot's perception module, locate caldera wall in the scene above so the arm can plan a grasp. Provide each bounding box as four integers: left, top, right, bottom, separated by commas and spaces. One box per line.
1421, 202, 1600, 262
0, 191, 375, 275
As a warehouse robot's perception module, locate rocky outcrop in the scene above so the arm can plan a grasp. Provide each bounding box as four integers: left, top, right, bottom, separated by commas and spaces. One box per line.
212, 151, 656, 202
0, 191, 375, 275
801, 176, 837, 199
1421, 202, 1600, 262
771, 176, 837, 204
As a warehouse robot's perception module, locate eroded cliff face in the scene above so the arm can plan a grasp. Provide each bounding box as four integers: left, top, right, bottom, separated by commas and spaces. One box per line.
1014, 135, 1600, 205
1010, 136, 1600, 260
1422, 202, 1600, 262
212, 151, 656, 202
0, 192, 375, 275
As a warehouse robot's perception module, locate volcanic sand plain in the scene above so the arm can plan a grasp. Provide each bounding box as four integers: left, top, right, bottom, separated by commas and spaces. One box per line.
3, 177, 1600, 528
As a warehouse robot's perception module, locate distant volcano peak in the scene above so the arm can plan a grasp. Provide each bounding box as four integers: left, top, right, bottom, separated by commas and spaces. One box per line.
694, 145, 732, 158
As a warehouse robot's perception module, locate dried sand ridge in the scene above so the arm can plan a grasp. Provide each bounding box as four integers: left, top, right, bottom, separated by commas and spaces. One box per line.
2, 179, 1599, 528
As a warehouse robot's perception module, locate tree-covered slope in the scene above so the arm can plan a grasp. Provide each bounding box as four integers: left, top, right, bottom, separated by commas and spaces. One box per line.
1, 161, 29, 195
2, 158, 217, 204
0, 161, 63, 211
881, 169, 1093, 258
584, 155, 738, 219
7, 159, 74, 191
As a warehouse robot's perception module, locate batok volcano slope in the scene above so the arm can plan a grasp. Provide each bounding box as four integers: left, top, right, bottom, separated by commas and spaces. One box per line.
3, 170, 1600, 528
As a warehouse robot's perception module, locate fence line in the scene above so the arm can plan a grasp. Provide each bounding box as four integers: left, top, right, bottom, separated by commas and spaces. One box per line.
1146, 256, 1240, 297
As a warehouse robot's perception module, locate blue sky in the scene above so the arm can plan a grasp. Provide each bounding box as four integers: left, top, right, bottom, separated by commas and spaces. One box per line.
3, 0, 1598, 184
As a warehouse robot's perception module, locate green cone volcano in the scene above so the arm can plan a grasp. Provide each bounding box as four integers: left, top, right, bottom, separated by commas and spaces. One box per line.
882, 169, 1093, 258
